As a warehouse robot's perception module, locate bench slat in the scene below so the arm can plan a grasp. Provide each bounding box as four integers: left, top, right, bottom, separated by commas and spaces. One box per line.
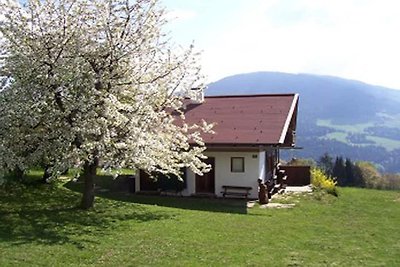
221, 185, 252, 199
222, 185, 252, 190
221, 192, 249, 196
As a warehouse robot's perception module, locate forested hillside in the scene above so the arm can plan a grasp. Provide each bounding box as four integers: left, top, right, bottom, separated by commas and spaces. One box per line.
207, 72, 400, 173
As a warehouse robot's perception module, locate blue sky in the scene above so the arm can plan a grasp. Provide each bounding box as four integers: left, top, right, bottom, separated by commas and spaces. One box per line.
163, 0, 400, 89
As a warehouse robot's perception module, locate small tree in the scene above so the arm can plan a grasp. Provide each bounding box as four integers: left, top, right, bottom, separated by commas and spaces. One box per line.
332, 156, 346, 186
317, 153, 334, 176
344, 158, 355, 186
355, 161, 382, 189
382, 173, 400, 190
311, 167, 338, 196
0, 0, 213, 209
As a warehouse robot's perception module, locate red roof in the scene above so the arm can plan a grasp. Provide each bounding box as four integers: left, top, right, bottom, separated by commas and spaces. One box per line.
182, 94, 299, 146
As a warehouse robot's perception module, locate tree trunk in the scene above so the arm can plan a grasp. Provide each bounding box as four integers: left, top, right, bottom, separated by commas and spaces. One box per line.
80, 158, 98, 209
42, 165, 52, 183
13, 166, 24, 181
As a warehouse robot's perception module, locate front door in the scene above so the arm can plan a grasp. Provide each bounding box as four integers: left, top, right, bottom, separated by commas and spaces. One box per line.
196, 157, 215, 193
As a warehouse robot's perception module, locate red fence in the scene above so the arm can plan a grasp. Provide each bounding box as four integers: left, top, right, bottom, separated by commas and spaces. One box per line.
281, 166, 311, 186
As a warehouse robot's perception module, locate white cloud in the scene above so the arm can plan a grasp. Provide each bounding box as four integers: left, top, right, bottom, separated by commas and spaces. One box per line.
196, 0, 400, 89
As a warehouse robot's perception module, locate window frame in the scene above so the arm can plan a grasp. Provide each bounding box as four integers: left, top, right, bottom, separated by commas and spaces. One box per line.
231, 157, 245, 173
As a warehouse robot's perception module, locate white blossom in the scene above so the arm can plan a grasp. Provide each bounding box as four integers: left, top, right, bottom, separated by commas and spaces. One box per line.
0, 0, 213, 180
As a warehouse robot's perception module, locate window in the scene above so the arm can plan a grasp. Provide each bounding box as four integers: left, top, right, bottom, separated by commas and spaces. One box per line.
231, 157, 245, 172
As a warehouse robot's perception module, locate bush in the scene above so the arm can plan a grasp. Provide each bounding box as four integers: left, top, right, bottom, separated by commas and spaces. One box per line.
311, 167, 338, 196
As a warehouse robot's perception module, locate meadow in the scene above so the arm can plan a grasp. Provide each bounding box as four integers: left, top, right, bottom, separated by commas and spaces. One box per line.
0, 174, 399, 266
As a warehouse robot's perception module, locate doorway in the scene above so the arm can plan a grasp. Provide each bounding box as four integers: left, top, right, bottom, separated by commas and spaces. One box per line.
195, 157, 215, 194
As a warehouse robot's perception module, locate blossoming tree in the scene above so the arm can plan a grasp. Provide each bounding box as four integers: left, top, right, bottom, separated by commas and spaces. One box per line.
0, 0, 213, 209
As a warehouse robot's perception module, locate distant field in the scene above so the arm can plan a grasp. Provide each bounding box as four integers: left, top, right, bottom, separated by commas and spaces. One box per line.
376, 112, 400, 128
317, 119, 374, 133
1, 177, 400, 266
366, 136, 400, 151
317, 119, 400, 151
322, 131, 348, 143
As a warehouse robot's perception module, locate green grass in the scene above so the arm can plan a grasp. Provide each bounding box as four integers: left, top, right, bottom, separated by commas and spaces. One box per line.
1, 179, 400, 266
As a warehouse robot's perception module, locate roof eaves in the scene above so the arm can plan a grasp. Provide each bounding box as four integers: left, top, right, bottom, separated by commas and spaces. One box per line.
204, 142, 278, 147
204, 93, 296, 99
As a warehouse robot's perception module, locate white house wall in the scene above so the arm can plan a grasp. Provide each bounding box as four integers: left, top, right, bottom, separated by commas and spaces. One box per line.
200, 151, 262, 199
135, 150, 268, 199
181, 169, 196, 197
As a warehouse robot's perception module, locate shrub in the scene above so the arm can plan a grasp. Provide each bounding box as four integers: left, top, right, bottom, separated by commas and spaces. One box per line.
311, 167, 338, 196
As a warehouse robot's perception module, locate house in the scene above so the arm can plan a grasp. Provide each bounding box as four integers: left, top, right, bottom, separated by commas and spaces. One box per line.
135, 93, 299, 199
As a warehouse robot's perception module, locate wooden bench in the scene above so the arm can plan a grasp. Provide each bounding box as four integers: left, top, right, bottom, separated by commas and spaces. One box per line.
221, 185, 252, 199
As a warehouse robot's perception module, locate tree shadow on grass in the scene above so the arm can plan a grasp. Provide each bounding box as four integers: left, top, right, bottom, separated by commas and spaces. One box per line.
100, 192, 250, 215
65, 177, 250, 215
0, 184, 175, 248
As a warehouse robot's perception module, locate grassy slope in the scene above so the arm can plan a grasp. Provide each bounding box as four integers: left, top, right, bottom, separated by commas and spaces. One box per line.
0, 182, 399, 266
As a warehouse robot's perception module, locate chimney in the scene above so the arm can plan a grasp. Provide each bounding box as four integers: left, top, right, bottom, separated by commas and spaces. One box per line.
190, 87, 204, 104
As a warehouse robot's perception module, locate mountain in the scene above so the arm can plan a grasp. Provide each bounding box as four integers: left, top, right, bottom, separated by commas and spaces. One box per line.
206, 72, 400, 173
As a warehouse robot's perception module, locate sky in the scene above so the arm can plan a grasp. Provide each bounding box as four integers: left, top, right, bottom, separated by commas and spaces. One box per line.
163, 0, 400, 90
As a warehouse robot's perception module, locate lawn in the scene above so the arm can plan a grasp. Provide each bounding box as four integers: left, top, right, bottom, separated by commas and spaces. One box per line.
1, 177, 400, 266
